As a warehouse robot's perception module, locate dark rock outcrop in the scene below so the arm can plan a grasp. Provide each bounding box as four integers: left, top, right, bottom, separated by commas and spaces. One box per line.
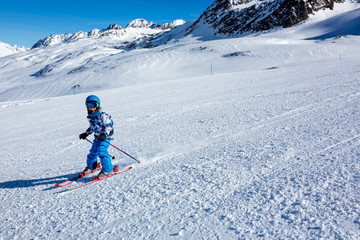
188, 0, 346, 36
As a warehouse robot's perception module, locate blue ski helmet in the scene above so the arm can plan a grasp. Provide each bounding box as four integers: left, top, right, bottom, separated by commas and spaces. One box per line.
85, 95, 100, 109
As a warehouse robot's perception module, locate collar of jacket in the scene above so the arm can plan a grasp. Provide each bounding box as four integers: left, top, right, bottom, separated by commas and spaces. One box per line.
87, 109, 101, 118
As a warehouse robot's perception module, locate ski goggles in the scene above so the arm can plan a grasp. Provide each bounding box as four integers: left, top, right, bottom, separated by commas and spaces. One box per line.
86, 101, 98, 109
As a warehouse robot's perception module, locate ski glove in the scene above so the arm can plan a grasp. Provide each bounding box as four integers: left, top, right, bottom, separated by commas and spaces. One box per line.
98, 133, 107, 141
79, 133, 88, 140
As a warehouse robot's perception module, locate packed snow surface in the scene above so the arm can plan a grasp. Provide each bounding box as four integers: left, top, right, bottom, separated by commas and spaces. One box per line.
1, 6, 360, 239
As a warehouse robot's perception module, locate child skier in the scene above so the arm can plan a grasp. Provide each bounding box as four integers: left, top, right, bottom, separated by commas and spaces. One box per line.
79, 95, 116, 180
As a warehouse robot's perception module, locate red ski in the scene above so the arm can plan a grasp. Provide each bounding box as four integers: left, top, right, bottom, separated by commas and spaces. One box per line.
64, 166, 132, 191
55, 168, 101, 187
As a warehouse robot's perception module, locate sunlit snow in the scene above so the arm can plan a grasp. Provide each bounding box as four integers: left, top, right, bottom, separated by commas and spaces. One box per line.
0, 2, 359, 239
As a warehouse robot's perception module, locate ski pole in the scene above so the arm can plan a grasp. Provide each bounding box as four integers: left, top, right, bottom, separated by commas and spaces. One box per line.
85, 138, 115, 160
105, 141, 141, 164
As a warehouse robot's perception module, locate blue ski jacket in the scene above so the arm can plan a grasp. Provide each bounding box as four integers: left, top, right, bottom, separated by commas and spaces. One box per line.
85, 108, 114, 138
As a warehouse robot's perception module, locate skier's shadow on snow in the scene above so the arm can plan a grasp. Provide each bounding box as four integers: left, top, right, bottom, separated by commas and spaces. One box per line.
0, 162, 131, 191
0, 173, 77, 191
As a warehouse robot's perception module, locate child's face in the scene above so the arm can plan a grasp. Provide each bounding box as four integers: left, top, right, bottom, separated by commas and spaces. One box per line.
88, 106, 97, 112
86, 101, 98, 113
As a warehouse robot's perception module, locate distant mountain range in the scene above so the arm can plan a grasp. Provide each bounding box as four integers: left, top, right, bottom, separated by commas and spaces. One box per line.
31, 19, 186, 49
0, 42, 27, 57
1, 0, 359, 56
0, 0, 359, 101
131, 0, 359, 48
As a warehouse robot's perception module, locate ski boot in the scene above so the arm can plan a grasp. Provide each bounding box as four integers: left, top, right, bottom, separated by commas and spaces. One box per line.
93, 165, 117, 180
79, 162, 101, 177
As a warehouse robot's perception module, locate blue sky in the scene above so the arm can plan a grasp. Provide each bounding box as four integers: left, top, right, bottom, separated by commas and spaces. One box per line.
0, 0, 214, 48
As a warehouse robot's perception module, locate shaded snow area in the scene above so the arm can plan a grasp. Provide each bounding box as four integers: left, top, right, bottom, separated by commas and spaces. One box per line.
1, 15, 360, 240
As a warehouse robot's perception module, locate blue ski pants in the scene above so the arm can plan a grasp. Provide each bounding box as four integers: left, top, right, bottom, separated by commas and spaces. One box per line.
87, 139, 113, 173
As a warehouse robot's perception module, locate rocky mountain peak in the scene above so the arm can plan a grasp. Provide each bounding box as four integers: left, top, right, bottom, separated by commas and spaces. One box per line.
106, 24, 122, 30
126, 19, 157, 28
189, 0, 347, 36
31, 19, 185, 49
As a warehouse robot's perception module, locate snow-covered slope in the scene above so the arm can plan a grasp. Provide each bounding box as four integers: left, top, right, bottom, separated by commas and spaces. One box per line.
0, 2, 360, 239
304, 7, 360, 39
268, 2, 360, 39
0, 34, 359, 238
0, 2, 359, 102
0, 41, 27, 57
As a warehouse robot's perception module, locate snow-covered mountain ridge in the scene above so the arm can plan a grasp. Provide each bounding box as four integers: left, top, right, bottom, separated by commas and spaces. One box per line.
188, 0, 357, 36
130, 0, 360, 48
0, 0, 359, 102
31, 19, 185, 49
0, 42, 27, 57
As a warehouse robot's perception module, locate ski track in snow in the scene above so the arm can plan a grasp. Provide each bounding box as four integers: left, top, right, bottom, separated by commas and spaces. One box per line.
1, 31, 360, 238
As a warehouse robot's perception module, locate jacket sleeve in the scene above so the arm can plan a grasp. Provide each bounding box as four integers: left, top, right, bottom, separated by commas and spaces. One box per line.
85, 117, 95, 135
85, 127, 93, 135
